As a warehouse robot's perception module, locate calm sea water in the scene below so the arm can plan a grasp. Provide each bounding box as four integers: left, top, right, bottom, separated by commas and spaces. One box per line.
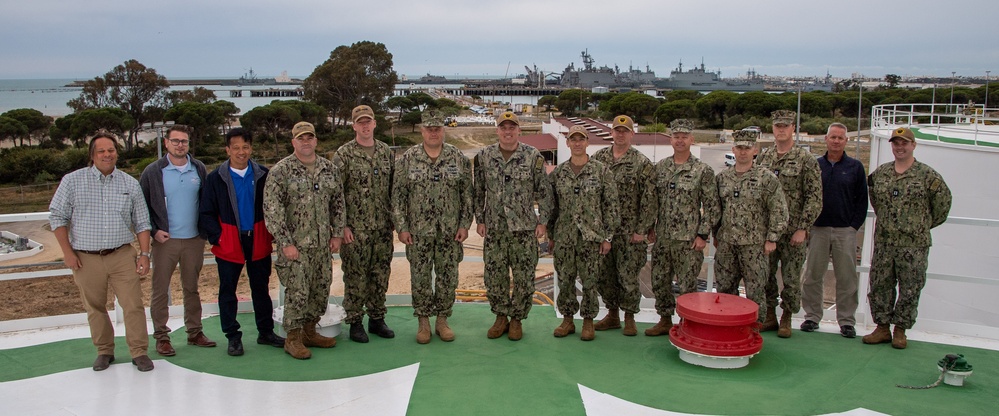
0, 78, 539, 118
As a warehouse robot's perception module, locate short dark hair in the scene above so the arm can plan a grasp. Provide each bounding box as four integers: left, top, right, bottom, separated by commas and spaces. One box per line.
225, 127, 252, 146
87, 130, 122, 166
167, 124, 192, 137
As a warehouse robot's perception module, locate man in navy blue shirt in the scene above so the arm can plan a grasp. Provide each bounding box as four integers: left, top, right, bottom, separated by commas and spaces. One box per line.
200, 128, 285, 355
800, 123, 868, 338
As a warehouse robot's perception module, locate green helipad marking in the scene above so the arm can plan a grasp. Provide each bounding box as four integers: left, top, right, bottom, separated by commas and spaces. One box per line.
910, 126, 999, 147
2, 304, 996, 415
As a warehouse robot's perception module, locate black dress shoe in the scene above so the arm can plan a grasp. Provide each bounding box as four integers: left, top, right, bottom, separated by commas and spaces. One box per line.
350, 323, 369, 343
840, 325, 857, 338
256, 332, 285, 348
368, 318, 395, 339
800, 320, 820, 332
92, 354, 115, 371
228, 338, 244, 356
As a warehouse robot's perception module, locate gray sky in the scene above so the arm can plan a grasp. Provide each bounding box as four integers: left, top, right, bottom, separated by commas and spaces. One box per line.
2, 0, 995, 80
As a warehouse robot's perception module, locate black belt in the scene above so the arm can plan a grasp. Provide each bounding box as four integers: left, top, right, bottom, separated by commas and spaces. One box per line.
238, 230, 253, 237
77, 244, 128, 256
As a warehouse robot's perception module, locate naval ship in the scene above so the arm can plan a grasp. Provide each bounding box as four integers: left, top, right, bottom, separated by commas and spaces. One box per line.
654, 59, 765, 92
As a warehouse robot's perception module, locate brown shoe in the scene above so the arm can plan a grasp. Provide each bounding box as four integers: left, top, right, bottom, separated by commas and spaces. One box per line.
487, 315, 509, 339
302, 319, 336, 348
435, 315, 455, 342
92, 354, 115, 371
284, 328, 312, 360
553, 316, 575, 337
892, 326, 908, 349
760, 307, 778, 332
777, 310, 793, 338
862, 324, 892, 345
644, 316, 673, 336
416, 316, 431, 344
580, 318, 595, 341
594, 308, 621, 331
131, 355, 154, 372
155, 339, 176, 356
622, 312, 637, 336
187, 332, 217, 348
508, 319, 523, 341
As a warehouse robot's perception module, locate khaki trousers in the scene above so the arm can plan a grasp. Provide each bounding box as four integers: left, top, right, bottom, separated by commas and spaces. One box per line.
801, 226, 859, 326
150, 237, 206, 340
73, 246, 149, 358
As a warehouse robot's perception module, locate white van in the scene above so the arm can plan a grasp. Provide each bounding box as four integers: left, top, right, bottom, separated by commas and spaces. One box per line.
724, 153, 736, 167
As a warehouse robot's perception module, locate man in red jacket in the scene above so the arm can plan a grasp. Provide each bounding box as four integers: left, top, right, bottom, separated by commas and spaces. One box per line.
199, 128, 285, 356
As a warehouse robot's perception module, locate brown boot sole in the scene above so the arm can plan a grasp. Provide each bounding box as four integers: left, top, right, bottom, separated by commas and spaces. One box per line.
593, 322, 621, 331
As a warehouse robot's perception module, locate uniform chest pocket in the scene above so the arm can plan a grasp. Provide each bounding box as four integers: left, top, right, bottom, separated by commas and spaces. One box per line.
615, 167, 637, 184
903, 182, 926, 199
288, 178, 313, 195
512, 166, 532, 181
774, 162, 801, 178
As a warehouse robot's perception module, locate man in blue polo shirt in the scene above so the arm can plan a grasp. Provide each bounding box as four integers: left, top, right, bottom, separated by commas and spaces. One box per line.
140, 124, 216, 356
200, 128, 284, 356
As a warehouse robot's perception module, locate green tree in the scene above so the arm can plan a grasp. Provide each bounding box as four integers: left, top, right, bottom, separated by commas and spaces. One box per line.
164, 101, 226, 154
555, 89, 592, 117
405, 92, 436, 110
730, 91, 783, 119
618, 93, 662, 122
67, 59, 169, 151
303, 41, 398, 128
694, 90, 737, 127
664, 90, 703, 102
69, 108, 135, 145
885, 74, 901, 88
0, 116, 28, 147
213, 100, 239, 132
401, 110, 423, 132
240, 103, 300, 154
386, 96, 415, 116
538, 95, 557, 111
654, 99, 696, 124
1, 109, 51, 146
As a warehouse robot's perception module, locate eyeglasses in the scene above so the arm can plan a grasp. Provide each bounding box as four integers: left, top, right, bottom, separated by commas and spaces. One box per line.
168, 138, 190, 145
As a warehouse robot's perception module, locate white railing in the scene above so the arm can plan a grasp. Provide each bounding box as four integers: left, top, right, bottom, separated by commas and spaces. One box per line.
871, 103, 999, 146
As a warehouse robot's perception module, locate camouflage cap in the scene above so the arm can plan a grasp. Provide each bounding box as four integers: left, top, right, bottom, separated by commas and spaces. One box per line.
421, 110, 446, 127
567, 125, 588, 139
670, 119, 694, 134
889, 126, 915, 143
612, 115, 634, 130
352, 105, 375, 123
496, 111, 520, 126
772, 110, 796, 125
732, 129, 758, 147
292, 121, 316, 140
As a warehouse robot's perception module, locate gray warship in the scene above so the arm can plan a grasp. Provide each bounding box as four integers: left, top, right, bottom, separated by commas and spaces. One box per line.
654, 59, 765, 92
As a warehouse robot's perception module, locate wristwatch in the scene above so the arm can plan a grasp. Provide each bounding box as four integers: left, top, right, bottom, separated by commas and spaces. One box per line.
138, 251, 151, 258
604, 237, 612, 243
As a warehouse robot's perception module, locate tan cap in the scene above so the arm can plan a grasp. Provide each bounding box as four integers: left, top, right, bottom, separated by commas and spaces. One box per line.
567, 125, 588, 139
889, 126, 915, 143
292, 121, 316, 140
352, 105, 375, 123
732, 129, 758, 147
612, 115, 634, 130
496, 111, 520, 126
772, 110, 796, 125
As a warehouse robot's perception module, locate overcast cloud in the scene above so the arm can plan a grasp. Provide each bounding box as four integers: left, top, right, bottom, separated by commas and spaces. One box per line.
1, 0, 995, 80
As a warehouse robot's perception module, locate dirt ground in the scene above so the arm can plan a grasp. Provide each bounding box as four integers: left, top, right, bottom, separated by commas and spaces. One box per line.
0, 219, 557, 321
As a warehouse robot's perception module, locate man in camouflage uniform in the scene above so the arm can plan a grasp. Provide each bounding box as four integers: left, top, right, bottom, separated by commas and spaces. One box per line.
392, 110, 473, 344
473, 111, 553, 341
645, 119, 720, 336
263, 121, 345, 359
714, 130, 788, 325
756, 110, 822, 338
590, 115, 654, 336
333, 105, 396, 343
550, 125, 620, 341
863, 127, 951, 349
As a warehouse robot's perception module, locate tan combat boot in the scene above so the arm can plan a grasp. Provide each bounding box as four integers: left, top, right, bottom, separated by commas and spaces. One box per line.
594, 308, 621, 331
622, 312, 637, 336
891, 326, 907, 349
284, 329, 312, 360
553, 316, 576, 337
302, 319, 336, 348
862, 324, 892, 344
760, 307, 778, 332
435, 316, 455, 342
580, 318, 595, 341
508, 319, 523, 341
777, 310, 793, 338
487, 315, 509, 339
416, 316, 431, 344
644, 315, 673, 336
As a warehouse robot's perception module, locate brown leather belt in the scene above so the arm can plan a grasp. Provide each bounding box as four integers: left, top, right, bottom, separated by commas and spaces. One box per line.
77, 244, 128, 256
